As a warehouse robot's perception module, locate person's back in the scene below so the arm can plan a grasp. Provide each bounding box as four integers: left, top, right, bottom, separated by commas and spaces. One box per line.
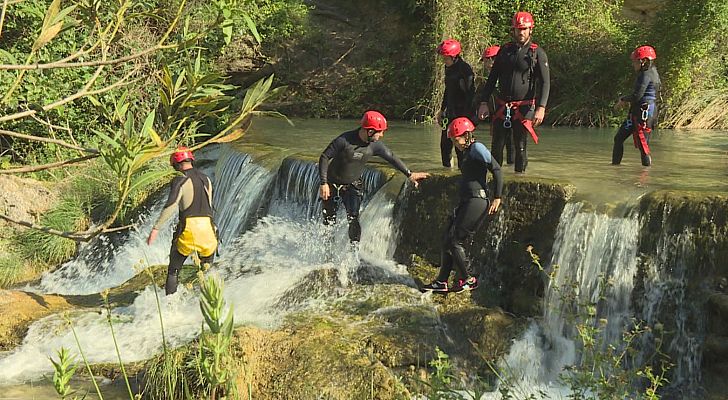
147, 147, 217, 295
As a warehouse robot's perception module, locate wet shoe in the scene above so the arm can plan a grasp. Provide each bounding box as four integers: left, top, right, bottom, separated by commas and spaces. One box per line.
422, 280, 449, 292
451, 276, 478, 293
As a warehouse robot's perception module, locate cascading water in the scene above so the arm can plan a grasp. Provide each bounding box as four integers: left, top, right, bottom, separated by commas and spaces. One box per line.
637, 223, 704, 398
0, 150, 407, 385
31, 145, 274, 296
484, 202, 641, 398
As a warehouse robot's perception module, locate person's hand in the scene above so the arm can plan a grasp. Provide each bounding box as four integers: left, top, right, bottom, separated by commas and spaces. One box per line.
533, 106, 545, 127
613, 99, 626, 111
488, 198, 501, 215
408, 172, 430, 188
477, 103, 489, 120
147, 228, 159, 245
319, 183, 330, 200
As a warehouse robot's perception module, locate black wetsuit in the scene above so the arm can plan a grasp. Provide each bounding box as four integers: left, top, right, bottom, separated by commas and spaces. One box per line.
612, 65, 660, 166
436, 141, 503, 282
318, 129, 411, 242
475, 81, 515, 165
476, 40, 550, 172
440, 58, 475, 168
155, 168, 216, 295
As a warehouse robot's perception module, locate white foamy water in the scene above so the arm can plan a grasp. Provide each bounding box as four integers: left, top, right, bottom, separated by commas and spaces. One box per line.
482, 203, 641, 399
0, 150, 408, 384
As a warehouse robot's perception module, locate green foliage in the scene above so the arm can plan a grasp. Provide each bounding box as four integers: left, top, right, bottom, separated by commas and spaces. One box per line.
651, 0, 728, 128
196, 272, 236, 399
0, 245, 26, 288
239, 0, 309, 43
16, 197, 87, 264
50, 347, 79, 400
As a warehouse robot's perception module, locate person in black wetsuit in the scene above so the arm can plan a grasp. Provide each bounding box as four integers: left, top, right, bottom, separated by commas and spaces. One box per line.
147, 147, 218, 295
476, 11, 550, 173
612, 45, 660, 167
436, 39, 475, 168
318, 110, 429, 243
422, 117, 503, 293
477, 45, 515, 165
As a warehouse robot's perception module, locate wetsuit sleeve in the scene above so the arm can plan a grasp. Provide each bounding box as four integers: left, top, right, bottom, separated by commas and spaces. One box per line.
440, 86, 448, 112
488, 159, 503, 199
460, 63, 476, 111
318, 136, 346, 184
372, 143, 411, 177
471, 143, 503, 198
153, 176, 186, 229
622, 70, 650, 104
206, 177, 214, 209
536, 48, 550, 108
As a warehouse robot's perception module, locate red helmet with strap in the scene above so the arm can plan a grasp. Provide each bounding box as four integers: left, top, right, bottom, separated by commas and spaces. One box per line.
512, 11, 535, 29
447, 117, 476, 138
481, 45, 501, 60
361, 110, 387, 131
170, 146, 195, 165
631, 45, 656, 61
437, 39, 461, 57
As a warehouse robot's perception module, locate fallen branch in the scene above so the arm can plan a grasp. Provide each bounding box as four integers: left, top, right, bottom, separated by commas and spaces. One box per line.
0, 44, 174, 71
0, 154, 98, 174
0, 213, 97, 241
0, 129, 97, 153
0, 69, 139, 123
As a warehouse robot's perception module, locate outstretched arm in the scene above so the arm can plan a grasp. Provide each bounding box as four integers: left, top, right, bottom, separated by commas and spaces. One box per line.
148, 176, 186, 244
373, 143, 429, 187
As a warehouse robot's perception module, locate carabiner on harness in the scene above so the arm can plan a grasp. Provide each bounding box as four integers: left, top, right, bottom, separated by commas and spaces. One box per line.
640, 103, 650, 123
331, 184, 345, 203
503, 103, 513, 129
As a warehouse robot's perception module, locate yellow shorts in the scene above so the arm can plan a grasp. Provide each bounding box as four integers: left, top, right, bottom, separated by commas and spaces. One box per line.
176, 216, 218, 258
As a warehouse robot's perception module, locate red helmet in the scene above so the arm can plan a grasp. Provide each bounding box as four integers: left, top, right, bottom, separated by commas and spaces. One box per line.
631, 45, 656, 61
447, 117, 476, 138
170, 146, 195, 165
437, 39, 461, 57
361, 110, 387, 131
512, 11, 535, 29
481, 45, 501, 60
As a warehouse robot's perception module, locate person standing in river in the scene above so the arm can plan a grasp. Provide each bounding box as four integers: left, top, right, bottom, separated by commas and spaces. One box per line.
477, 45, 515, 165
318, 110, 429, 243
422, 117, 503, 293
476, 11, 550, 173
147, 147, 218, 295
436, 38, 476, 169
612, 45, 660, 167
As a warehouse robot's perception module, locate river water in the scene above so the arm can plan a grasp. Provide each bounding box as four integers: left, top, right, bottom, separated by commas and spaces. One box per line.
2, 118, 726, 398
244, 118, 728, 203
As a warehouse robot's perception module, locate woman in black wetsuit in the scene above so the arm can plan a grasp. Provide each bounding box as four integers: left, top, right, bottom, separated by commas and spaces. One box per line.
612, 45, 661, 167
422, 117, 503, 293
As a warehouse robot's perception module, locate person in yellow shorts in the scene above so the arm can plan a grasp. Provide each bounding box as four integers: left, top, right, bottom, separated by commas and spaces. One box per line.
147, 146, 218, 295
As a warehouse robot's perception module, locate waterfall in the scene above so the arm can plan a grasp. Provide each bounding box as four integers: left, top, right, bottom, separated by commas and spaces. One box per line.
31, 145, 275, 295
484, 202, 641, 398
0, 150, 406, 384
637, 215, 704, 397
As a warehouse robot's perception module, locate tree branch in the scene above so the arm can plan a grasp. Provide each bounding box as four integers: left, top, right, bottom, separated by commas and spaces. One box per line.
0, 69, 139, 123
0, 0, 9, 38
0, 154, 98, 174
0, 213, 98, 241
0, 44, 176, 71
0, 129, 97, 153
